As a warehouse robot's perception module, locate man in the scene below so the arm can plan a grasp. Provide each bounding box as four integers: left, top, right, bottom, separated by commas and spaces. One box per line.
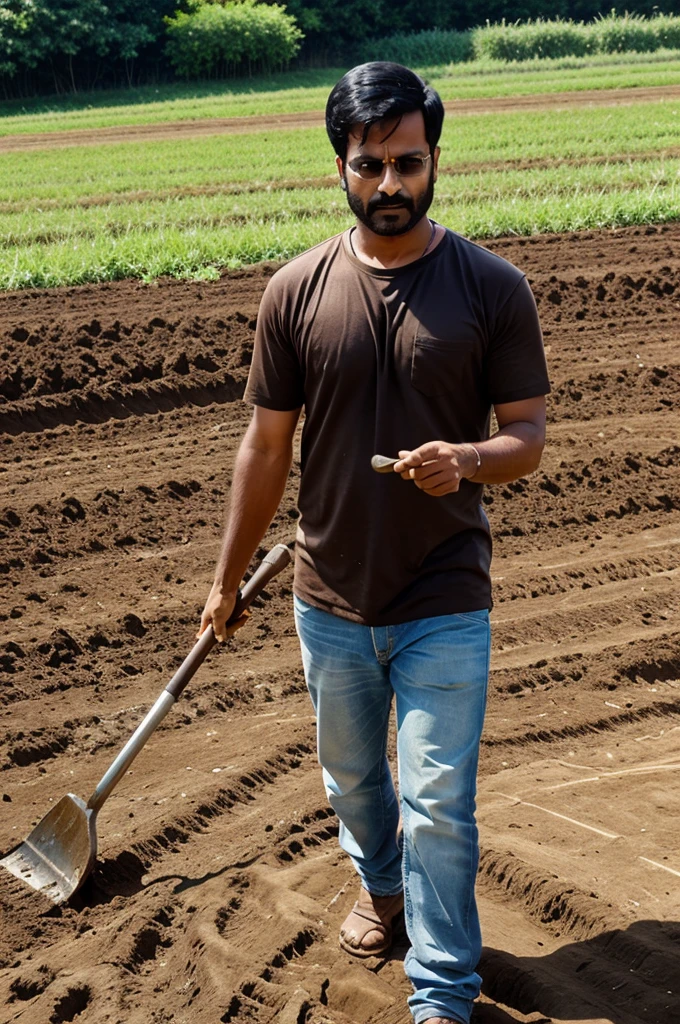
200, 63, 550, 1024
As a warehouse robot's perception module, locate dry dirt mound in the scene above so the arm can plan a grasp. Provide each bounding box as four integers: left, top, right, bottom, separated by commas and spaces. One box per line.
0, 223, 679, 1023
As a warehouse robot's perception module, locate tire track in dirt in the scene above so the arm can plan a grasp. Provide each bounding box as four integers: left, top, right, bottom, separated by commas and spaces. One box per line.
1, 221, 679, 1022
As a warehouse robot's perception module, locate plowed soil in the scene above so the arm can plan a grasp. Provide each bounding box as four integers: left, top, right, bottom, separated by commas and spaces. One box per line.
1, 222, 679, 1024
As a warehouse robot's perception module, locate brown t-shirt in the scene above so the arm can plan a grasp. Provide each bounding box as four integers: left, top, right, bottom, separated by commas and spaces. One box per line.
244, 228, 550, 625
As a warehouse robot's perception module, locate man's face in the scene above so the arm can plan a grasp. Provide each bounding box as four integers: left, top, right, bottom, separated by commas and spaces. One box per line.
337, 109, 439, 237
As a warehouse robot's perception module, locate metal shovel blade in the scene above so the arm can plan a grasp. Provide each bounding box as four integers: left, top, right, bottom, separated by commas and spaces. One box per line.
0, 545, 292, 905
0, 794, 96, 903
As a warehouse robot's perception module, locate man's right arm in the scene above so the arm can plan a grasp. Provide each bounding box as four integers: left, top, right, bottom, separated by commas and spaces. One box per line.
199, 404, 301, 641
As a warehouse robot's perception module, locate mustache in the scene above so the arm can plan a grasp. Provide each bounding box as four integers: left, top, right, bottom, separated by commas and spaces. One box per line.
367, 193, 413, 214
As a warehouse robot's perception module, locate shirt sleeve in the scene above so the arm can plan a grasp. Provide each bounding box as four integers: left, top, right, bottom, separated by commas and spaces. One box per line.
243, 274, 305, 411
485, 275, 551, 406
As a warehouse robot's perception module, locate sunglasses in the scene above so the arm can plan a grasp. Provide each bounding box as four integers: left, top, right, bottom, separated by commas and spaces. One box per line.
347, 154, 431, 180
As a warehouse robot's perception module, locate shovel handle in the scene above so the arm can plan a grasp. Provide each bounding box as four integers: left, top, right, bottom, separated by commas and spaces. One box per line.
87, 544, 292, 813
165, 542, 292, 700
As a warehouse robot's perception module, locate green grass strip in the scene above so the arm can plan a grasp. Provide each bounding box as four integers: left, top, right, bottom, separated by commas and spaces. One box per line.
1, 99, 679, 206
1, 160, 678, 289
1, 158, 678, 249
1, 70, 679, 289
1, 51, 680, 135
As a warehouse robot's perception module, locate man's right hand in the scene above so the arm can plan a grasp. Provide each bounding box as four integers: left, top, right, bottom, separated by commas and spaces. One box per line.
198, 583, 249, 643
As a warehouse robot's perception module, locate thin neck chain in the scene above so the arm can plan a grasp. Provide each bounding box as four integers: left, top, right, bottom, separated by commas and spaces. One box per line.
420, 218, 437, 257
350, 219, 437, 263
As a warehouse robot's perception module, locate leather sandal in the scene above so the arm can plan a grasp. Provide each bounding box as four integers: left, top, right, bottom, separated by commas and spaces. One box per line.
338, 887, 404, 958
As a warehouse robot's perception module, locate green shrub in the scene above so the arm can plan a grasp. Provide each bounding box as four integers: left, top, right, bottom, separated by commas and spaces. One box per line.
653, 14, 680, 50
472, 19, 593, 61
472, 13, 680, 63
592, 11, 659, 53
355, 28, 473, 67
165, 0, 303, 79
592, 10, 671, 53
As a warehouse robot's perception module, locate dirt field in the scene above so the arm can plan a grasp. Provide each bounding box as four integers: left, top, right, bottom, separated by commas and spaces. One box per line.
0, 221, 679, 1024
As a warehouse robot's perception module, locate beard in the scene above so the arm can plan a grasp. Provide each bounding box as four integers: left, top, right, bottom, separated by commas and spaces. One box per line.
343, 167, 435, 237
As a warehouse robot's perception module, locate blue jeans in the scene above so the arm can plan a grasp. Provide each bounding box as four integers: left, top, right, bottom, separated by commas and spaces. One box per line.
294, 596, 491, 1024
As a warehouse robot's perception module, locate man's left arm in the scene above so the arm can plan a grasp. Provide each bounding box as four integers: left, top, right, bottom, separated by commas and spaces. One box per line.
394, 395, 546, 496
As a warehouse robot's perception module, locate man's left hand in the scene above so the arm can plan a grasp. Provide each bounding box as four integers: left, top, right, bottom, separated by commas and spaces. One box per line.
394, 442, 478, 497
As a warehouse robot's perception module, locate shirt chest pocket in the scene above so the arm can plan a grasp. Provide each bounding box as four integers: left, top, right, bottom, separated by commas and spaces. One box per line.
410, 336, 477, 397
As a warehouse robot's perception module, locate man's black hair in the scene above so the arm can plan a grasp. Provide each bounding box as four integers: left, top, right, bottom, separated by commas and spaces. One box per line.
325, 62, 444, 164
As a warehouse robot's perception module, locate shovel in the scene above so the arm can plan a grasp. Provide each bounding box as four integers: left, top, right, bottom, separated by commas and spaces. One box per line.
0, 542, 291, 905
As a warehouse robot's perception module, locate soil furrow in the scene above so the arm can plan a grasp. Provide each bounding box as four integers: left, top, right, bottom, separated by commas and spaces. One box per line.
0, 369, 246, 435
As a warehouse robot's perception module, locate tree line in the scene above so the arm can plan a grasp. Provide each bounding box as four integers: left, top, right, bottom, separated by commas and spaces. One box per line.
1, 0, 678, 98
